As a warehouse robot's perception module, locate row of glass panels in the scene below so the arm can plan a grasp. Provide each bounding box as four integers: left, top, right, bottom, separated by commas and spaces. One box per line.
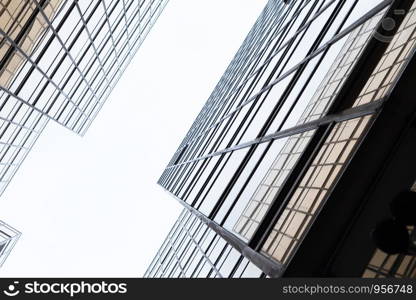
158, 0, 416, 274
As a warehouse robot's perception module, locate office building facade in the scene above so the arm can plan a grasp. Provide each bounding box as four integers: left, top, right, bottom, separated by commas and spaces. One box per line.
0, 0, 168, 267
0, 0, 167, 196
0, 220, 20, 268
146, 0, 416, 278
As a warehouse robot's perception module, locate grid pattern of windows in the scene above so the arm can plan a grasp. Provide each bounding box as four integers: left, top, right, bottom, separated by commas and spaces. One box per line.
363, 227, 416, 278
1, 0, 168, 134
261, 115, 372, 264
149, 0, 416, 278
0, 220, 20, 268
0, 0, 62, 196
364, 250, 416, 278
145, 209, 263, 278
363, 184, 416, 279
232, 16, 386, 240
0, 0, 62, 88
234, 130, 315, 240
158, 0, 389, 221
0, 0, 167, 197
260, 1, 416, 267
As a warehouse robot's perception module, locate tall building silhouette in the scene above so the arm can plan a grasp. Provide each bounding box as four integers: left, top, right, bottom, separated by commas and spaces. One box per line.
146, 0, 416, 278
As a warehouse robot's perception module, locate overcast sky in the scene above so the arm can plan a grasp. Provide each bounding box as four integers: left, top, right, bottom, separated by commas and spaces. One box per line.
0, 1, 267, 277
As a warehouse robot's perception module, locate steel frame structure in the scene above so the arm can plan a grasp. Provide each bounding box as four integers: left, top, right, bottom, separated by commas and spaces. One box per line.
0, 220, 20, 268
146, 0, 416, 278
0, 0, 168, 198
0, 0, 168, 267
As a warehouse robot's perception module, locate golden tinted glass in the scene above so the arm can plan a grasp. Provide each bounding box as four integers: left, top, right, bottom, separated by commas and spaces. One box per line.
262, 116, 372, 263
354, 2, 416, 106
0, 0, 63, 88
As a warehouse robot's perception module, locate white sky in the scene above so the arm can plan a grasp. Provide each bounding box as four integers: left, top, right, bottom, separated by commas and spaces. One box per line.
0, 1, 267, 277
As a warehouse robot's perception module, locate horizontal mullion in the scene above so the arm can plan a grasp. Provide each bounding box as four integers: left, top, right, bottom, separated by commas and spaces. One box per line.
170, 0, 391, 157
166, 100, 383, 170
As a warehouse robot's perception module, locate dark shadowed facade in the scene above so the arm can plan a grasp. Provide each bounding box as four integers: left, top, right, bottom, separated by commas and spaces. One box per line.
145, 0, 416, 278
0, 0, 168, 267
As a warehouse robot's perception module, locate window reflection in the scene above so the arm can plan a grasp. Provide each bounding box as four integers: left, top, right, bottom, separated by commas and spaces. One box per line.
363, 227, 416, 278
262, 116, 372, 264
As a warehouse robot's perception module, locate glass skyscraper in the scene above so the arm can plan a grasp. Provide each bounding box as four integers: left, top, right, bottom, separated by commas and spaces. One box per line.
0, 0, 168, 267
0, 220, 20, 268
146, 0, 416, 278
